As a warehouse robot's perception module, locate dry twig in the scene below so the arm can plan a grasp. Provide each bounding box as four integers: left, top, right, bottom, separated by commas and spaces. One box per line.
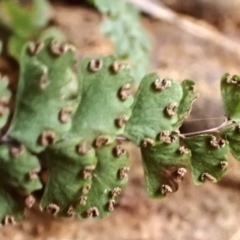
128, 0, 240, 59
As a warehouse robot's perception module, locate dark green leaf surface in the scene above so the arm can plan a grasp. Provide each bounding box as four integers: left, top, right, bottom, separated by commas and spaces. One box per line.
185, 135, 229, 185
124, 73, 183, 145
0, 0, 52, 60
0, 0, 51, 38
69, 56, 134, 144
173, 80, 198, 129
76, 142, 130, 219
0, 76, 11, 130
0, 192, 23, 224
41, 56, 134, 218
221, 73, 240, 123
141, 135, 191, 198
9, 28, 66, 62
7, 35, 26, 61
0, 144, 42, 224
221, 126, 240, 161
7, 39, 80, 153
40, 138, 98, 217
0, 41, 11, 129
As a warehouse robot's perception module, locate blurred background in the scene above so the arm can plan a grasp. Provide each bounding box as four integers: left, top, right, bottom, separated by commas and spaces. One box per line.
1, 0, 240, 239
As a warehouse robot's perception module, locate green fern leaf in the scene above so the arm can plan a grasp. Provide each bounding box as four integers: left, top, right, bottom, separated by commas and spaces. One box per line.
40, 138, 97, 217
124, 73, 183, 145
141, 134, 191, 198
0, 42, 11, 130
0, 77, 11, 130
76, 142, 130, 219
40, 56, 134, 218
172, 80, 198, 129
0, 0, 51, 38
185, 135, 229, 185
89, 0, 150, 81
221, 73, 240, 123
0, 0, 52, 60
69, 56, 134, 144
7, 39, 81, 153
0, 144, 42, 225
221, 126, 240, 161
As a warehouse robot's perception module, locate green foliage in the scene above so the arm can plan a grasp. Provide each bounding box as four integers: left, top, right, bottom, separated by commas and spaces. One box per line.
7, 35, 27, 61
69, 56, 134, 143
0, 40, 138, 222
0, 42, 11, 130
173, 80, 198, 129
1, 0, 150, 81
40, 55, 134, 218
124, 74, 197, 145
221, 73, 240, 123
88, 0, 150, 81
0, 144, 42, 224
1, 4, 240, 224
87, 0, 119, 14
221, 126, 240, 161
40, 137, 98, 217
7, 39, 80, 153
124, 74, 182, 145
0, 0, 65, 60
0, 77, 11, 129
0, 0, 50, 37
184, 135, 229, 185
76, 142, 130, 218
141, 135, 191, 198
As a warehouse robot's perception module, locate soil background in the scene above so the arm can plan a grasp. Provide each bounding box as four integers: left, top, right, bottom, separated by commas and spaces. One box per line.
2, 1, 240, 240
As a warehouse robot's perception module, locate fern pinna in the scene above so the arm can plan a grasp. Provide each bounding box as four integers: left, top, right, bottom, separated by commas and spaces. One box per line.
0, 38, 239, 225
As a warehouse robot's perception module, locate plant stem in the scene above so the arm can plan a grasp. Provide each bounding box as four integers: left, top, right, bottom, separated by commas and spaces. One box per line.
183, 118, 233, 137
116, 118, 235, 141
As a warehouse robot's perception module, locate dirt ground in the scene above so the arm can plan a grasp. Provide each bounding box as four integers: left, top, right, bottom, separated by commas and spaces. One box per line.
2, 2, 240, 240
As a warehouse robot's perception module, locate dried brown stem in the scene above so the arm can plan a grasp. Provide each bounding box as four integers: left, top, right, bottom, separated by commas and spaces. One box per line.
128, 0, 240, 60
